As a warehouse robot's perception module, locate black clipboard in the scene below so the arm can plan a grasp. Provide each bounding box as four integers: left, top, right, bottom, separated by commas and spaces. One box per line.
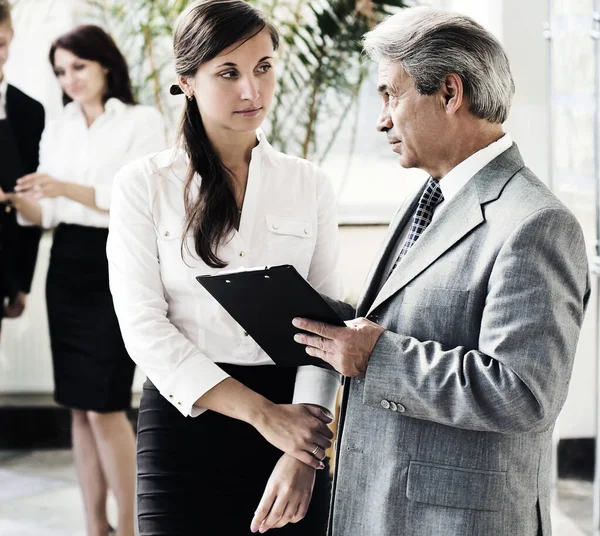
196, 265, 344, 369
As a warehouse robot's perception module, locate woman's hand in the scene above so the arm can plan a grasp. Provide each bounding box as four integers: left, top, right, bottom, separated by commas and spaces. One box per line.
251, 454, 316, 533
15, 173, 65, 199
4, 292, 27, 318
254, 403, 333, 469
0, 186, 17, 203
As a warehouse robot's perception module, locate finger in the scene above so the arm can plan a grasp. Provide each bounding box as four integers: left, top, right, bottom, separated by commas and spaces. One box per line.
16, 173, 42, 184
293, 333, 334, 353
313, 433, 332, 452
291, 498, 309, 523
312, 445, 327, 461
303, 404, 333, 424
292, 450, 325, 470
14, 179, 40, 193
251, 487, 276, 533
292, 318, 340, 340
259, 496, 287, 532
305, 345, 331, 362
272, 501, 299, 529
316, 421, 334, 440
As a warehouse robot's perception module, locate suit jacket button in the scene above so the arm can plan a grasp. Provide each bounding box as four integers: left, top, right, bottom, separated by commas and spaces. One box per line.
397, 403, 406, 413
380, 399, 390, 410
389, 402, 398, 412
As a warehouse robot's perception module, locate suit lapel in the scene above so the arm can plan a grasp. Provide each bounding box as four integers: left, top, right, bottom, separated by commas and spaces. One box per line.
356, 179, 427, 316
366, 143, 526, 316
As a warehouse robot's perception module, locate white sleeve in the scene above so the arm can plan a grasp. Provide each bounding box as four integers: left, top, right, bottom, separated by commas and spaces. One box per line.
17, 122, 58, 229
292, 168, 343, 415
95, 107, 167, 211
107, 162, 229, 417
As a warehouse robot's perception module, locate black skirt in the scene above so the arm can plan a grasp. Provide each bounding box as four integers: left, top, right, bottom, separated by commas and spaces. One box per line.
137, 364, 331, 535
46, 223, 135, 412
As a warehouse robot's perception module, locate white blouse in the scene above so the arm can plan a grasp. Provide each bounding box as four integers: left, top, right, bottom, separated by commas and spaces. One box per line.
18, 97, 165, 229
107, 131, 343, 418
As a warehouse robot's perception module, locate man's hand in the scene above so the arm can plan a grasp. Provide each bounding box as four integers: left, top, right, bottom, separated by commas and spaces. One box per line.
251, 453, 316, 533
15, 173, 65, 199
4, 292, 27, 318
293, 317, 386, 377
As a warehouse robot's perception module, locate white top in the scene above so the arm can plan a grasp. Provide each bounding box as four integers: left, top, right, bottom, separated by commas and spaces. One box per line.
106, 130, 343, 418
0, 77, 7, 120
18, 97, 165, 229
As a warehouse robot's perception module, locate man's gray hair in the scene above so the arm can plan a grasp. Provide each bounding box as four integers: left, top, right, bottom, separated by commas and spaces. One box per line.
363, 7, 515, 124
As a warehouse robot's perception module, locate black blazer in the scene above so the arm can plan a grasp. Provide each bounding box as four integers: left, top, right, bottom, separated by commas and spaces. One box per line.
1, 84, 45, 301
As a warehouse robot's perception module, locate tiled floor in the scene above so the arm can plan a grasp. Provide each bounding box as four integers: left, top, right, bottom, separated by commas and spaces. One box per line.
0, 450, 595, 536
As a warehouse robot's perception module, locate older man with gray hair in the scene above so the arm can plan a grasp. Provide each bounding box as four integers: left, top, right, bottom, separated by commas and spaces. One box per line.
292, 7, 590, 536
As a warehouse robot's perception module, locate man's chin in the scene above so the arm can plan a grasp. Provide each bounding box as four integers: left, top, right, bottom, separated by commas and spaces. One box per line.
396, 154, 413, 169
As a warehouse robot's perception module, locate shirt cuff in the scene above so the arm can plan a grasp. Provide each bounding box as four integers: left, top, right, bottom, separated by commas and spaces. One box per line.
292, 365, 341, 416
17, 199, 53, 229
16, 212, 34, 227
94, 184, 112, 211
157, 357, 231, 418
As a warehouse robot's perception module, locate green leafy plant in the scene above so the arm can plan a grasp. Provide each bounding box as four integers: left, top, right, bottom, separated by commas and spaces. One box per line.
83, 0, 407, 159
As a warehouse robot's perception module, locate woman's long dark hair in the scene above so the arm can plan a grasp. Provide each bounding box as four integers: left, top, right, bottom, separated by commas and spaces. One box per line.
174, 0, 279, 268
49, 25, 136, 107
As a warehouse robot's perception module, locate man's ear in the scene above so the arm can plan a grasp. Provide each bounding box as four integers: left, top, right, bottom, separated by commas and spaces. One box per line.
441, 73, 464, 114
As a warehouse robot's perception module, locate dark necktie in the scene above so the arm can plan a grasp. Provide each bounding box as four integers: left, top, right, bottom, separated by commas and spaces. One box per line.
389, 177, 444, 276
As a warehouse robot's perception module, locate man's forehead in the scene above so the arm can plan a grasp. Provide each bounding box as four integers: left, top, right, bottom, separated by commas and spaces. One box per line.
377, 60, 408, 87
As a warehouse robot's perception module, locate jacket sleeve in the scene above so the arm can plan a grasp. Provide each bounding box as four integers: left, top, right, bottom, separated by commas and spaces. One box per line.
363, 207, 590, 434
15, 102, 45, 292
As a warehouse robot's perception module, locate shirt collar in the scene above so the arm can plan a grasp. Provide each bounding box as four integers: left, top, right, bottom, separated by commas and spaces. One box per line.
64, 97, 127, 120
178, 128, 278, 169
437, 133, 513, 205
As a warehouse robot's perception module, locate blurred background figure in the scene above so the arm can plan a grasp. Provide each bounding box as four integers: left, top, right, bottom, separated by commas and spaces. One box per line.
8, 24, 166, 536
0, 0, 44, 331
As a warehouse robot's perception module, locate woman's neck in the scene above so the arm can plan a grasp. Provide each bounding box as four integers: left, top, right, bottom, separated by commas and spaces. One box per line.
80, 98, 105, 127
206, 127, 258, 174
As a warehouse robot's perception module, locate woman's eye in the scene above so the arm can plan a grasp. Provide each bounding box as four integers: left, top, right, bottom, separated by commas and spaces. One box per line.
74, 64, 85, 71
221, 70, 238, 79
257, 63, 272, 74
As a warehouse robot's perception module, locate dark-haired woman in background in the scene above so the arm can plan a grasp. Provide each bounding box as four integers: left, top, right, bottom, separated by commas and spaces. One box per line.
13, 25, 165, 536
106, 0, 342, 535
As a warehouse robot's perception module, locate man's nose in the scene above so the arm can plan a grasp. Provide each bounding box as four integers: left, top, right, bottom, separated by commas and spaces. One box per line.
376, 108, 392, 132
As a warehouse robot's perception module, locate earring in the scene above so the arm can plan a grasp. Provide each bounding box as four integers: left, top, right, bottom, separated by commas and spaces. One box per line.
187, 94, 194, 101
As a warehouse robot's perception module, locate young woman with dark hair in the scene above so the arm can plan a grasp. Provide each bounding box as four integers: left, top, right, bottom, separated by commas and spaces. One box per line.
106, 1, 343, 534
12, 24, 165, 536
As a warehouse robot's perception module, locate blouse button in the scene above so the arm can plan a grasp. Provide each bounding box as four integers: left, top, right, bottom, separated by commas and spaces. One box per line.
164, 231, 170, 237
239, 251, 245, 257
272, 224, 279, 230
168, 394, 173, 398
243, 331, 249, 337
304, 229, 309, 235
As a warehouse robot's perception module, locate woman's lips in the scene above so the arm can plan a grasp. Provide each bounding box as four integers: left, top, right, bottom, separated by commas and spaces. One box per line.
235, 107, 262, 117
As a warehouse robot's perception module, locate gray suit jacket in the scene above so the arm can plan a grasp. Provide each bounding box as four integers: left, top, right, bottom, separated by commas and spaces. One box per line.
327, 144, 590, 536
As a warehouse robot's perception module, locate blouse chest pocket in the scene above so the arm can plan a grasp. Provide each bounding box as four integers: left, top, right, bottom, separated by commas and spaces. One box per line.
155, 218, 210, 292
265, 214, 316, 278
